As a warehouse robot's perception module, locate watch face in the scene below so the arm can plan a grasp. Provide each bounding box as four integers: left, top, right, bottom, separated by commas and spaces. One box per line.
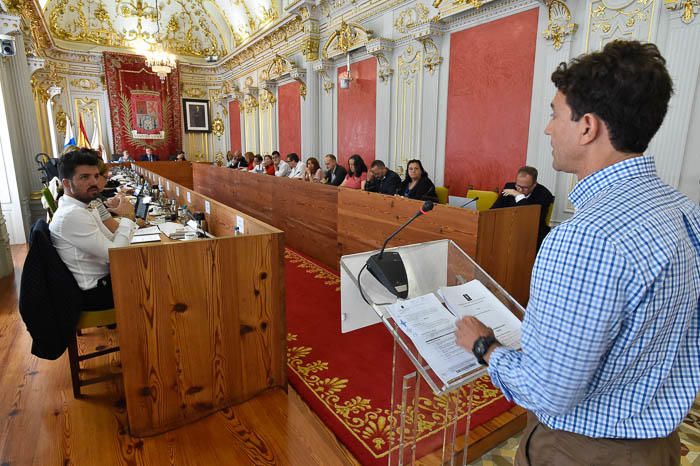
474, 339, 486, 356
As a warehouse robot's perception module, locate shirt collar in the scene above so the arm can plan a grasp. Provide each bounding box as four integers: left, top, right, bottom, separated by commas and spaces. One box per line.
568, 156, 657, 210
60, 194, 89, 209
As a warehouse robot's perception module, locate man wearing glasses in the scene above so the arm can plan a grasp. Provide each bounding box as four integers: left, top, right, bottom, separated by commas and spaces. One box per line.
491, 165, 554, 246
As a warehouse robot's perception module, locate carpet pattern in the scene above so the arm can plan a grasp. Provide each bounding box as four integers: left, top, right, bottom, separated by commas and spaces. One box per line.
284, 248, 515, 465
469, 396, 700, 465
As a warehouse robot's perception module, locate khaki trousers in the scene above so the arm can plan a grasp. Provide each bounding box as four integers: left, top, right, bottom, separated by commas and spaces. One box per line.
514, 412, 680, 466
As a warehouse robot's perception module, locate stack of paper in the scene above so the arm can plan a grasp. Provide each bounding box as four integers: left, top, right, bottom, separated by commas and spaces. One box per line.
157, 222, 195, 240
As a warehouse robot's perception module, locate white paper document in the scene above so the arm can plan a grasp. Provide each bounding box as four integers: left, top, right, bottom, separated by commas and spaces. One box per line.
439, 280, 522, 349
384, 294, 480, 385
130, 234, 161, 244
133, 226, 160, 236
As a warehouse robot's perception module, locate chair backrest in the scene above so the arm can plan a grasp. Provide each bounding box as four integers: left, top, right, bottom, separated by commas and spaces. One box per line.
545, 198, 555, 226
41, 186, 57, 217
466, 189, 499, 211
435, 186, 449, 204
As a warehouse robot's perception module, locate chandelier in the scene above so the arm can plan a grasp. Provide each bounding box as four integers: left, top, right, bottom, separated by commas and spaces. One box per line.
146, 47, 177, 82
144, 0, 176, 82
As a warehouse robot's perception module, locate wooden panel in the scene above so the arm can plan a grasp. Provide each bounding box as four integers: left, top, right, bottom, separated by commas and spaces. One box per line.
134, 161, 194, 189
192, 164, 339, 269
109, 234, 285, 436
476, 206, 539, 306
337, 189, 480, 258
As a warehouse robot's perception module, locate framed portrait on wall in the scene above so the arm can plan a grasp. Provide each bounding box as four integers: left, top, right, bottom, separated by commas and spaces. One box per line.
182, 98, 210, 132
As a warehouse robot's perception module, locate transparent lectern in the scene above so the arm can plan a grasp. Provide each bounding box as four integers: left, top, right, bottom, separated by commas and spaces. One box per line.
340, 239, 524, 466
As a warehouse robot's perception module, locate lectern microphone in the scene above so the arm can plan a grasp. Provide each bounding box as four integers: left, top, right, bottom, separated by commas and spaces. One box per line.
461, 196, 479, 208
365, 201, 434, 299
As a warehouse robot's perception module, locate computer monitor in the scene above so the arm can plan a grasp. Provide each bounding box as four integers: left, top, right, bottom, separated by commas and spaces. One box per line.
135, 198, 150, 220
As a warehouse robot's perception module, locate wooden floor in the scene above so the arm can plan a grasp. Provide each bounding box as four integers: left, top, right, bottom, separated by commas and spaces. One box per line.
0, 245, 359, 466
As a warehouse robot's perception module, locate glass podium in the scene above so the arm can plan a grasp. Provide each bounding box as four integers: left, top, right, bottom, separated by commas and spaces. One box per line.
340, 239, 524, 465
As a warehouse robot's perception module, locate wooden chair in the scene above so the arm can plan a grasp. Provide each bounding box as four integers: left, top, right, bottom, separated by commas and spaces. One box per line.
466, 189, 499, 211
435, 186, 449, 204
66, 308, 120, 398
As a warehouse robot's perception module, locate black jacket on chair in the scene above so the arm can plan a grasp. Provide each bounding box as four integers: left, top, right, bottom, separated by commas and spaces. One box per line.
19, 220, 83, 360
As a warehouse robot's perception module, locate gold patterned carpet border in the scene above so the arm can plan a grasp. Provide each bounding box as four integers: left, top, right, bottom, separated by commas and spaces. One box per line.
284, 249, 511, 461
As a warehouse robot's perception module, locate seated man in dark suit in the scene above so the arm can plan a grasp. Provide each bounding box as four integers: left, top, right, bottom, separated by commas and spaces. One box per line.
491, 166, 554, 246
139, 147, 158, 161
365, 160, 401, 195
323, 154, 347, 186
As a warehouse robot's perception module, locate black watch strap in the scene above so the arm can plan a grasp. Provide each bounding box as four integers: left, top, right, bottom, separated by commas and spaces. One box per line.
473, 335, 498, 366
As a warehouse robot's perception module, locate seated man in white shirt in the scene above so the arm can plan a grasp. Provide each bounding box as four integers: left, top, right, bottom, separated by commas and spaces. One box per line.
272, 151, 290, 177
50, 149, 138, 311
286, 153, 303, 179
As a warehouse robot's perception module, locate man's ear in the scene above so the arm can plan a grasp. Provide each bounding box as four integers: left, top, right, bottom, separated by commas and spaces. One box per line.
61, 178, 71, 192
578, 113, 600, 145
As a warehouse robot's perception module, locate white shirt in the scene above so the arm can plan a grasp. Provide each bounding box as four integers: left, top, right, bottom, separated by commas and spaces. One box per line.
288, 163, 303, 179
49, 195, 137, 290
275, 160, 291, 177
252, 163, 265, 174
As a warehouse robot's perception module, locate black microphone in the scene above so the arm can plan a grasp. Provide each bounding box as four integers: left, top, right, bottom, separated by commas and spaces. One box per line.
365, 200, 434, 299
460, 196, 479, 208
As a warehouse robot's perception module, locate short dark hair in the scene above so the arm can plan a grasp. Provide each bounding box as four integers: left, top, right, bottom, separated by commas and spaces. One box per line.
403, 159, 429, 182
287, 153, 299, 163
517, 166, 538, 182
370, 160, 386, 169
324, 154, 336, 161
272, 150, 280, 157
551, 40, 673, 154
58, 148, 100, 180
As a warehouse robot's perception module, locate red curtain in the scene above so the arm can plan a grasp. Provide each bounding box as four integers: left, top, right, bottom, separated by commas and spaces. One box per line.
277, 81, 302, 158
103, 52, 182, 160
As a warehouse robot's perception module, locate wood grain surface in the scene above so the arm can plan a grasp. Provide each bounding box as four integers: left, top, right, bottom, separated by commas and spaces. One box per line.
134, 161, 194, 189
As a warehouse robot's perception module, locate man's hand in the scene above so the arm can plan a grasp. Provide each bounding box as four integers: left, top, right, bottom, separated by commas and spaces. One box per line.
455, 316, 498, 362
104, 193, 122, 209
108, 196, 135, 220
367, 170, 375, 181
502, 188, 519, 197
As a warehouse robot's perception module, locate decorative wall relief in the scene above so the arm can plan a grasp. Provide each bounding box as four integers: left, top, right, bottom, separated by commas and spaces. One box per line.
322, 21, 373, 59
394, 3, 432, 33
55, 108, 67, 135
542, 0, 577, 50
393, 46, 424, 176
586, 0, 656, 51
367, 38, 395, 82
212, 116, 225, 138
664, 0, 699, 24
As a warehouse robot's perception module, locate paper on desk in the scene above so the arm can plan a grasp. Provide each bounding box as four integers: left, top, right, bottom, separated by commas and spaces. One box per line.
439, 280, 521, 350
384, 294, 480, 385
130, 234, 161, 244
133, 226, 160, 236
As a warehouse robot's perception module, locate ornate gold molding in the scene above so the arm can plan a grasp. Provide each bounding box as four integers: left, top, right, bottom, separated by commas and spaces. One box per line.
665, 0, 699, 24
543, 0, 577, 50
313, 60, 334, 95
302, 36, 320, 61
6, 0, 52, 53
418, 37, 442, 74
367, 38, 394, 82
322, 21, 373, 59
55, 109, 67, 135
212, 117, 225, 137
586, 0, 655, 51
182, 86, 206, 99
243, 94, 259, 113
258, 88, 276, 111
70, 78, 98, 91
394, 4, 432, 34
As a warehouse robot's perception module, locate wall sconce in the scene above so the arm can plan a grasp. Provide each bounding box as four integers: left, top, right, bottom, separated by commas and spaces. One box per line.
339, 52, 352, 89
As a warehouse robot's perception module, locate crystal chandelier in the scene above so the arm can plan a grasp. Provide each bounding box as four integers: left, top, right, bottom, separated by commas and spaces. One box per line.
146, 47, 177, 82
145, 0, 176, 82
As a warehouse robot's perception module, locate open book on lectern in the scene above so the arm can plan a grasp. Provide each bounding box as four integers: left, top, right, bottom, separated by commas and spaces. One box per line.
384, 279, 522, 386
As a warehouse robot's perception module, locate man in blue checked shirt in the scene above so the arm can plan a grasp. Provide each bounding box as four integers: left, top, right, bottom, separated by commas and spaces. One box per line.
455, 40, 700, 466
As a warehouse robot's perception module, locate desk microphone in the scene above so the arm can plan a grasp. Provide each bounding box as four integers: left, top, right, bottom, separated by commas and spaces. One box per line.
461, 196, 479, 208
365, 200, 434, 299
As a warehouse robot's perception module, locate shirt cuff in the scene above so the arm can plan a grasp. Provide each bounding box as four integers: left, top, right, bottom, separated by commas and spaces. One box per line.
487, 346, 515, 401
514, 194, 526, 203
117, 217, 138, 237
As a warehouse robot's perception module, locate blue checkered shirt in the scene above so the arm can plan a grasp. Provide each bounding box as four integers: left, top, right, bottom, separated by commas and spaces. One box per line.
488, 156, 700, 438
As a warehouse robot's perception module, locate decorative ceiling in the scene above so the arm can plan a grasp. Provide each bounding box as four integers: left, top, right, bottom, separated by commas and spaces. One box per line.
39, 0, 280, 60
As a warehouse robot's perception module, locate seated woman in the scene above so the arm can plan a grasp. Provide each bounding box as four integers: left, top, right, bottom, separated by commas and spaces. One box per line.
398, 159, 438, 201
245, 151, 256, 171
263, 154, 276, 175
303, 157, 324, 182
341, 154, 368, 190
251, 154, 265, 173
225, 151, 235, 168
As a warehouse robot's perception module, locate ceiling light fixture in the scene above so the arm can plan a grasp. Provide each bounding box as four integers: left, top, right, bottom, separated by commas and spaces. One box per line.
144, 0, 176, 82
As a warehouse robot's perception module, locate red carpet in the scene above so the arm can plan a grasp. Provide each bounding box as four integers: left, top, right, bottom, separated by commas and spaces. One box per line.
284, 249, 514, 465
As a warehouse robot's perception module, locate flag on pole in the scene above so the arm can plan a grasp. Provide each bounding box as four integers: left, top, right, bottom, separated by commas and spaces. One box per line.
90, 116, 100, 150
63, 117, 76, 148
77, 115, 90, 148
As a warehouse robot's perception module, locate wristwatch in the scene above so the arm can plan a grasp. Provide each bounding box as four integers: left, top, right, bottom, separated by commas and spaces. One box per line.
472, 335, 498, 366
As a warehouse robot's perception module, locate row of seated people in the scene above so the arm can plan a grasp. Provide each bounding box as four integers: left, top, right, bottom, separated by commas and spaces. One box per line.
224, 150, 441, 202
115, 148, 187, 162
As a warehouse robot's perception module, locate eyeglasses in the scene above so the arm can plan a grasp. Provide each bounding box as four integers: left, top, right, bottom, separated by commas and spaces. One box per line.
516, 184, 534, 191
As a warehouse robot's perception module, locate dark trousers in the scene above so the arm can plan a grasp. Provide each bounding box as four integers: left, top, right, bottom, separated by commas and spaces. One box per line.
81, 275, 114, 311
515, 412, 680, 466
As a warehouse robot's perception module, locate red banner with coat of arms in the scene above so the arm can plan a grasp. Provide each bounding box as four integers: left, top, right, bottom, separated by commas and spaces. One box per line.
103, 51, 182, 160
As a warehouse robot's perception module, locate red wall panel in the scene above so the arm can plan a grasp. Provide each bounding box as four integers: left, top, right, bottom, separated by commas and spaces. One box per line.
444, 8, 538, 195
278, 81, 302, 158
337, 58, 376, 168
229, 100, 241, 152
